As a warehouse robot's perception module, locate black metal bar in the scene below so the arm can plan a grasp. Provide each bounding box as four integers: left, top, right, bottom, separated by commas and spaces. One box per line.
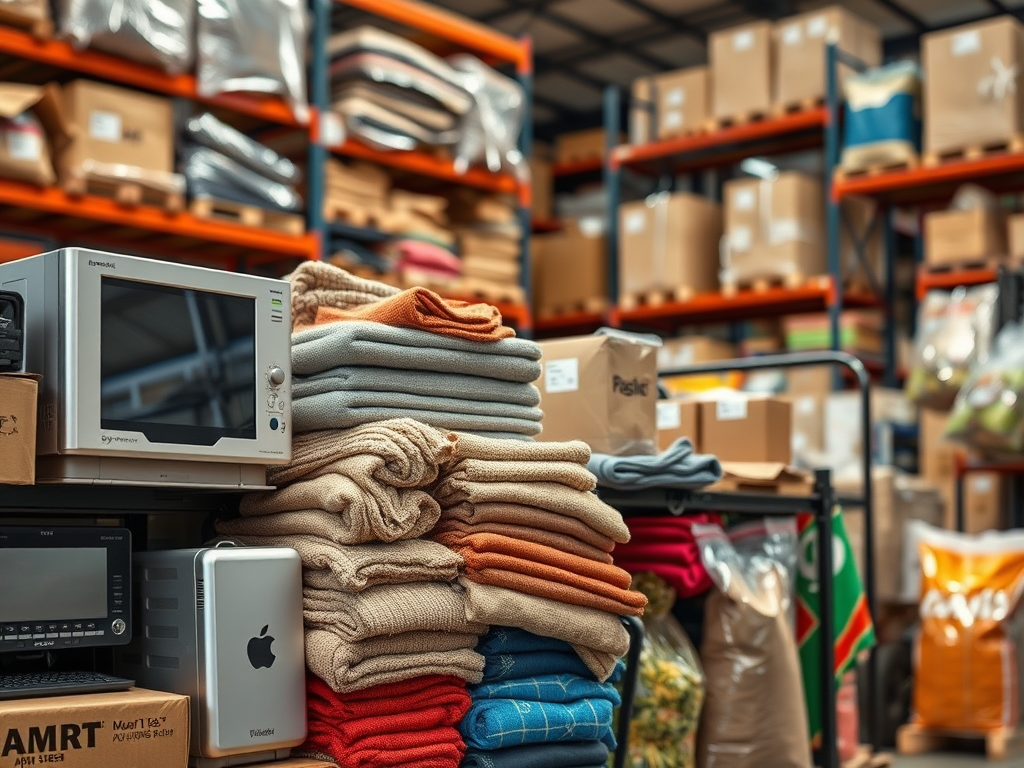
613, 615, 645, 768
815, 469, 840, 768
0, 486, 236, 516
825, 43, 843, 392
883, 207, 898, 387
601, 488, 821, 517
605, 85, 621, 310
956, 470, 966, 533
517, 51, 534, 341
308, 0, 331, 260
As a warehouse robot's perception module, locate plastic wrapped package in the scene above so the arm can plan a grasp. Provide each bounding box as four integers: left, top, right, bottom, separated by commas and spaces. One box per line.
841, 61, 920, 173
0, 83, 69, 186
56, 0, 194, 74
179, 146, 302, 212
183, 113, 301, 185
910, 521, 1024, 732
946, 321, 1024, 456
694, 521, 811, 768
906, 284, 998, 410
627, 572, 704, 768
196, 0, 309, 124
448, 54, 526, 179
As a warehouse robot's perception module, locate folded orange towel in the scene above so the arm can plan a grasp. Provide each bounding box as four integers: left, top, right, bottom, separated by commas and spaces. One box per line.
465, 566, 646, 617
297, 287, 514, 342
439, 502, 617, 553
431, 518, 614, 565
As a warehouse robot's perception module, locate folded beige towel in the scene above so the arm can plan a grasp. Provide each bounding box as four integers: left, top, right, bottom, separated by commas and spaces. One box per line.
236, 480, 440, 544
302, 581, 487, 639
306, 627, 485, 692
288, 261, 400, 329
215, 535, 461, 591
452, 433, 591, 465
265, 419, 455, 487
460, 578, 628, 682
445, 459, 597, 493
432, 518, 614, 564
440, 502, 618, 553
434, 480, 630, 544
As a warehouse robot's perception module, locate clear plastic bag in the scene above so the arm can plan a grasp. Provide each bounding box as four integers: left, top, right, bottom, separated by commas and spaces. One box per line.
183, 113, 301, 186
179, 146, 302, 212
694, 521, 811, 768
946, 320, 1024, 456
56, 0, 194, 74
196, 0, 309, 124
906, 284, 998, 410
627, 572, 705, 768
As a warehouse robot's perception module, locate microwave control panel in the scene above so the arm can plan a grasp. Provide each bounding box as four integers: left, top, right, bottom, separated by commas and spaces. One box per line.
265, 364, 288, 435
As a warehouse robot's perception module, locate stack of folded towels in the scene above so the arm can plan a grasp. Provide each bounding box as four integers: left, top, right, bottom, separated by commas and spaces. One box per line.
460, 626, 621, 767
287, 266, 542, 439
214, 419, 486, 767
429, 433, 645, 681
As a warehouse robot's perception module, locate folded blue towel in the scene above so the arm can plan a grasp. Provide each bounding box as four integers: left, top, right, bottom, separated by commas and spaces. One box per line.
460, 698, 617, 751
461, 740, 610, 768
471, 674, 621, 706
588, 437, 722, 490
477, 627, 578, 657
483, 650, 594, 682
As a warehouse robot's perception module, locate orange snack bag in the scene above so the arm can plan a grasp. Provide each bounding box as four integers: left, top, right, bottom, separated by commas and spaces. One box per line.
912, 522, 1024, 732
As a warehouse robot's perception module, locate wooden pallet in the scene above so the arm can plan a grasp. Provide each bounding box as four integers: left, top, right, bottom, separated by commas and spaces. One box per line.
704, 109, 772, 132
924, 136, 1024, 167
842, 746, 893, 768
190, 198, 304, 235
63, 176, 184, 212
619, 285, 695, 311
924, 256, 1017, 274
536, 297, 607, 321
772, 96, 824, 117
835, 155, 920, 181
324, 199, 395, 231
721, 273, 828, 297
897, 724, 1024, 761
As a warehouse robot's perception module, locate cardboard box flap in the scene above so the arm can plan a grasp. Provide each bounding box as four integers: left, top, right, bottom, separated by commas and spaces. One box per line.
0, 82, 72, 148
719, 461, 810, 483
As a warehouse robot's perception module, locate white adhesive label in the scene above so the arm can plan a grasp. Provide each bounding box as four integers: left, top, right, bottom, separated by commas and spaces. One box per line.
734, 188, 755, 211
663, 110, 683, 129
952, 30, 981, 56
545, 358, 579, 394
665, 87, 685, 108
625, 210, 647, 234
733, 30, 754, 51
320, 111, 345, 146
716, 399, 748, 421
578, 216, 603, 237
972, 476, 993, 493
729, 225, 752, 252
797, 395, 816, 416
807, 15, 828, 38
88, 110, 122, 142
657, 401, 682, 430
782, 24, 802, 46
6, 131, 41, 161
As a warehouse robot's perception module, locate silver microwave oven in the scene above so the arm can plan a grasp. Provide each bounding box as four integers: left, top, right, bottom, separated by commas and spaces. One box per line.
0, 249, 292, 488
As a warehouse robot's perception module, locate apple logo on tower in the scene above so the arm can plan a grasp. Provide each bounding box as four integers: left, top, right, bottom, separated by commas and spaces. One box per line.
247, 625, 276, 670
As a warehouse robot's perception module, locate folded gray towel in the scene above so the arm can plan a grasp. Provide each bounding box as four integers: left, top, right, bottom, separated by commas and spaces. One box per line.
587, 438, 723, 490
296, 366, 541, 407
291, 321, 541, 383
292, 391, 542, 435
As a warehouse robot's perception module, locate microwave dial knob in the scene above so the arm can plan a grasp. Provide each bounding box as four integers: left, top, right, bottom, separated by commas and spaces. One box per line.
111, 619, 126, 636
268, 366, 286, 387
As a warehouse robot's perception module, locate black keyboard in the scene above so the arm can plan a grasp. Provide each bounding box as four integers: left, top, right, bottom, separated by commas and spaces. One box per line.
0, 671, 134, 700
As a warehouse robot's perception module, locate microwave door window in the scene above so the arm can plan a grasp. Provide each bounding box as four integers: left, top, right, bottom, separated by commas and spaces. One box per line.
100, 278, 257, 445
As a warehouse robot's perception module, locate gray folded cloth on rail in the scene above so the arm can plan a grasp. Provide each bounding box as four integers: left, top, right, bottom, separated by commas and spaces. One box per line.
291, 390, 542, 436
294, 366, 541, 407
291, 321, 541, 383
587, 438, 723, 490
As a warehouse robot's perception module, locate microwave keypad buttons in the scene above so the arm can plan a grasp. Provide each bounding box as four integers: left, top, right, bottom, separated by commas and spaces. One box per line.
267, 365, 286, 388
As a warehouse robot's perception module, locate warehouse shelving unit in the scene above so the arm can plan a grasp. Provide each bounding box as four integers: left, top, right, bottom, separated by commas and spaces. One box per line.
308, 0, 535, 333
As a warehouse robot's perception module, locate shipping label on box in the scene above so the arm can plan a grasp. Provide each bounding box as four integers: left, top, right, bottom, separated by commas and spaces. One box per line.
657, 398, 700, 452
0, 373, 38, 485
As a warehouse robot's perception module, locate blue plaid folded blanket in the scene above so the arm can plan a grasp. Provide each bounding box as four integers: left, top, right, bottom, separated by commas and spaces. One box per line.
471, 674, 621, 706
482, 650, 595, 682
460, 697, 617, 750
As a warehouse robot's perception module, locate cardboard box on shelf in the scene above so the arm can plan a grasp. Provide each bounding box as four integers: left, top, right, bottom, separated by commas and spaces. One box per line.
531, 224, 606, 317
0, 0, 48, 26
774, 6, 881, 107
1010, 213, 1024, 258
700, 395, 792, 464
631, 67, 709, 143
0, 82, 70, 187
529, 156, 553, 221
722, 172, 825, 286
59, 80, 174, 181
923, 16, 1024, 157
924, 208, 1007, 268
658, 336, 738, 395
657, 398, 700, 452
537, 333, 658, 455
0, 373, 38, 485
618, 192, 721, 299
964, 472, 1005, 534
710, 21, 773, 120
0, 687, 188, 768
554, 128, 614, 165
919, 406, 958, 522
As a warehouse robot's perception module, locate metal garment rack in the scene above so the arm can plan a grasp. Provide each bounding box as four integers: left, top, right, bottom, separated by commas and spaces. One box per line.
602, 350, 876, 768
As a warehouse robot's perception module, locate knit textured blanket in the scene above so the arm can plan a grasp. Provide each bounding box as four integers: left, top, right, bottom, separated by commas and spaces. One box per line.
292, 321, 541, 383
302, 673, 470, 767
461, 741, 609, 768
482, 649, 596, 683
434, 480, 630, 544
306, 626, 485, 692
460, 698, 617, 751
460, 579, 628, 681
464, 567, 646, 617
288, 261, 400, 329
291, 392, 542, 436
215, 535, 461, 591
451, 433, 590, 464
443, 459, 595, 492
588, 437, 723, 490
295, 287, 515, 342
432, 519, 614, 564
470, 674, 621, 705
440, 502, 617, 554
295, 366, 541, 407
265, 419, 454, 487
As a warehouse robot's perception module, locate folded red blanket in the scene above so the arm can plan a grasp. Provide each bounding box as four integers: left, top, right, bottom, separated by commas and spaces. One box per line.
614, 514, 720, 598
